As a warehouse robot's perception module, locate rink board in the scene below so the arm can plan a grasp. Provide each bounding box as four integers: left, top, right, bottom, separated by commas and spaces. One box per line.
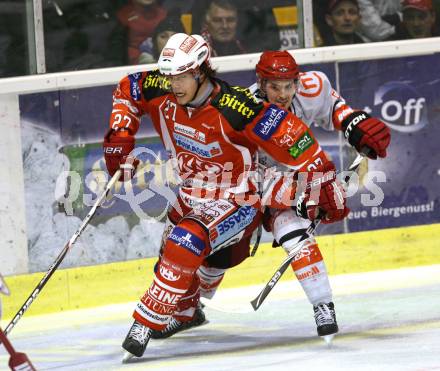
2, 222, 439, 321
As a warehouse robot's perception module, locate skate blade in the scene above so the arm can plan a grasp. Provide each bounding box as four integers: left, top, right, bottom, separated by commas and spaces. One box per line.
322, 334, 335, 346
122, 351, 135, 363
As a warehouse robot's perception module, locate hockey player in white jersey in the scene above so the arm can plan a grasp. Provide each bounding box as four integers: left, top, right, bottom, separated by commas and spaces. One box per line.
151, 50, 390, 341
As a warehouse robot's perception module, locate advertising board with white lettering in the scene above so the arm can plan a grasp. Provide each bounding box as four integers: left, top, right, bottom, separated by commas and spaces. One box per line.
338, 54, 440, 231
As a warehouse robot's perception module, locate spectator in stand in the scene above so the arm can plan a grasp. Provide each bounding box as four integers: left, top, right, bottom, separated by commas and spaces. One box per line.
389, 0, 438, 39
0, 4, 28, 77
199, 0, 247, 56
238, 0, 281, 52
138, 11, 185, 64
43, 0, 128, 72
323, 0, 366, 45
117, 0, 167, 64
357, 0, 402, 41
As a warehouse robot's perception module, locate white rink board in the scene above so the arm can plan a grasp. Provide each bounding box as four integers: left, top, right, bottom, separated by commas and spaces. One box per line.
0, 38, 439, 94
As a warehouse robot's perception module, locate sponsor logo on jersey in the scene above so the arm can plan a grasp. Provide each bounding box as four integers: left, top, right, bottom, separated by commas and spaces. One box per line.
136, 302, 170, 321
298, 72, 323, 98
186, 201, 235, 229
139, 298, 175, 316
143, 73, 171, 91
253, 105, 287, 141
273, 133, 296, 148
174, 133, 222, 158
296, 265, 320, 281
168, 226, 204, 256
177, 152, 223, 176
292, 245, 312, 263
179, 36, 197, 53
288, 131, 315, 158
149, 284, 183, 305
159, 266, 180, 281
211, 206, 257, 248
232, 86, 259, 102
195, 200, 235, 228
174, 123, 206, 142
218, 93, 256, 119
199, 200, 234, 218
128, 73, 142, 101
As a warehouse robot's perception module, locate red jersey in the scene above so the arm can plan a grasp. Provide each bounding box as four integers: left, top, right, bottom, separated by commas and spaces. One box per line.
109, 70, 331, 206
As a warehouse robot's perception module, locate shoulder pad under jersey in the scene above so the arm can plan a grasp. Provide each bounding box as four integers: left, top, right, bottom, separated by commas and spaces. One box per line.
297, 71, 331, 99
211, 79, 264, 131
141, 69, 172, 101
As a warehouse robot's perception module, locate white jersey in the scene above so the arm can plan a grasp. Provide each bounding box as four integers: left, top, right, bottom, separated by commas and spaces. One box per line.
249, 70, 352, 132
249, 70, 354, 168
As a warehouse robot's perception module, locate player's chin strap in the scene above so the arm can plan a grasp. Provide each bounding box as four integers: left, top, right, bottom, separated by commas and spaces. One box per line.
250, 150, 370, 311
187, 73, 213, 108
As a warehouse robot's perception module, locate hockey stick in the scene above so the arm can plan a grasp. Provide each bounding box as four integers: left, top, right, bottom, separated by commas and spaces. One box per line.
250, 153, 366, 311
3, 170, 121, 336
250, 224, 262, 257
0, 326, 36, 371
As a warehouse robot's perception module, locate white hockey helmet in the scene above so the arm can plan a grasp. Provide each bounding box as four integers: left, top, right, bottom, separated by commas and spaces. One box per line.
158, 33, 211, 76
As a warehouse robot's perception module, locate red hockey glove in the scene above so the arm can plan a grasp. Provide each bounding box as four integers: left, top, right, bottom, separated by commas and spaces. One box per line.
342, 111, 391, 159
296, 164, 349, 224
103, 130, 139, 180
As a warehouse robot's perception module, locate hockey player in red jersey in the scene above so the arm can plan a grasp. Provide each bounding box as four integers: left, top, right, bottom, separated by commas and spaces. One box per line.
103, 33, 350, 359
154, 50, 391, 341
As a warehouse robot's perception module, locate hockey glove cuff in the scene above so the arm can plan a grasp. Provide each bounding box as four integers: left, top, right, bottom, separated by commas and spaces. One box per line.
342, 111, 391, 159
103, 129, 139, 181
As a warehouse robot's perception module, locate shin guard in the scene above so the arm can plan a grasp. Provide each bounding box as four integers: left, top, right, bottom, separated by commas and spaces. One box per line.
133, 220, 209, 330
290, 241, 332, 306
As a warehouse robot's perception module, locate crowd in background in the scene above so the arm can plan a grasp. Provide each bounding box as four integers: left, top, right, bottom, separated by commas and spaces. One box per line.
314, 0, 439, 46
0, 0, 439, 77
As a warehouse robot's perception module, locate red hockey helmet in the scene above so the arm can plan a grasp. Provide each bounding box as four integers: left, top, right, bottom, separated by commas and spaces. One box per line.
256, 51, 299, 80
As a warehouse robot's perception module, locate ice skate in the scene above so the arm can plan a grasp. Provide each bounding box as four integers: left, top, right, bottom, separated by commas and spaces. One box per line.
122, 320, 152, 360
313, 302, 338, 344
150, 305, 207, 339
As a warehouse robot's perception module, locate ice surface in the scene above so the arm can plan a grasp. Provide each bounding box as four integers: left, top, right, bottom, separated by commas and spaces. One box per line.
2, 265, 440, 370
